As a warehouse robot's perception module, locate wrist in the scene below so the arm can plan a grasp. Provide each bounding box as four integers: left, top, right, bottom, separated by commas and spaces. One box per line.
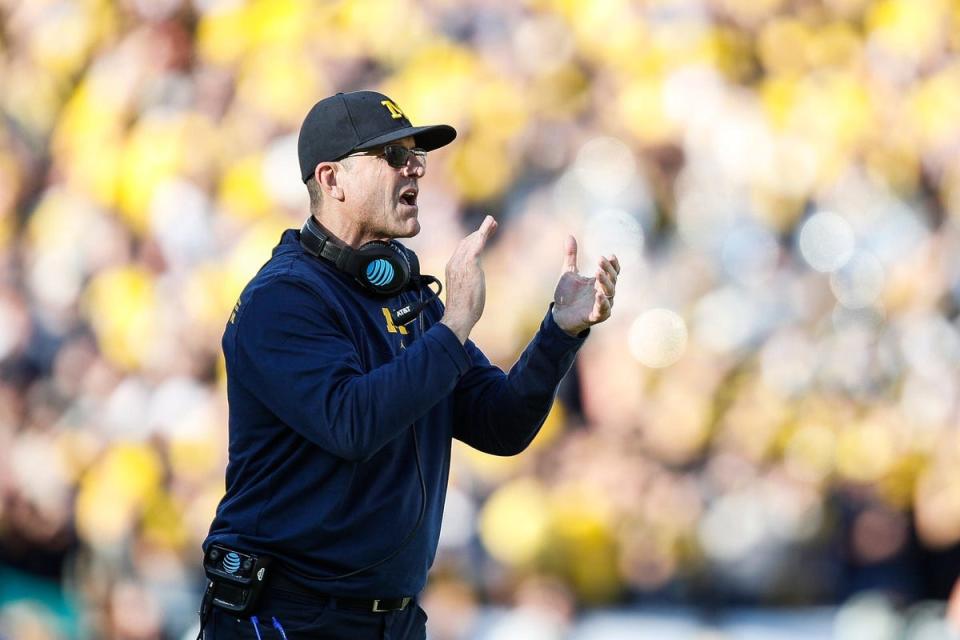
551, 305, 586, 338
439, 313, 472, 344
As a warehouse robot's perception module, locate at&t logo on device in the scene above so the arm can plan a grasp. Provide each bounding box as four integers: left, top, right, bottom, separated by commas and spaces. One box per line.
222, 551, 241, 574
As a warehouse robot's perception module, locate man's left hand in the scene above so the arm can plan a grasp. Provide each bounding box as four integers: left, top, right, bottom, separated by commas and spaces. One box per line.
552, 235, 620, 337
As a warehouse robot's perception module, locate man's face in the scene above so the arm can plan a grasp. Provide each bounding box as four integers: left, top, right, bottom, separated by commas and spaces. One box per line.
339, 136, 425, 243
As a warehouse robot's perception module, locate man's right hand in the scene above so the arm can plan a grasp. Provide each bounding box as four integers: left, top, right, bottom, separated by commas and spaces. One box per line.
440, 215, 498, 343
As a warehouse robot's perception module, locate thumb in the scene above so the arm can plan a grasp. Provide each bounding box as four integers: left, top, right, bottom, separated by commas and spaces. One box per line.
562, 235, 578, 273
473, 215, 498, 250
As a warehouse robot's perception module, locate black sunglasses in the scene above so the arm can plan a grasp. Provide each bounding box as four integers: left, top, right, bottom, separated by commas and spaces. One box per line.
343, 144, 427, 169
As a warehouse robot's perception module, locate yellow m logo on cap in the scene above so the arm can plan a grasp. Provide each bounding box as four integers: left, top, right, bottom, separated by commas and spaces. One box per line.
381, 99, 406, 120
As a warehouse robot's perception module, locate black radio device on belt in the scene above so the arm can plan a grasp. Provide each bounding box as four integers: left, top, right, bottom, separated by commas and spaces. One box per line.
201, 545, 272, 616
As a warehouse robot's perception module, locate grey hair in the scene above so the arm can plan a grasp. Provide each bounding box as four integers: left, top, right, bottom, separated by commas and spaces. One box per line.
306, 176, 323, 215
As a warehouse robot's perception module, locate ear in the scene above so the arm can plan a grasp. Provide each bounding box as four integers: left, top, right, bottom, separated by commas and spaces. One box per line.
315, 163, 345, 201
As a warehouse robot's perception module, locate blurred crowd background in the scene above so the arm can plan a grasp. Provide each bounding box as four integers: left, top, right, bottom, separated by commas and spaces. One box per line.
2, 0, 960, 638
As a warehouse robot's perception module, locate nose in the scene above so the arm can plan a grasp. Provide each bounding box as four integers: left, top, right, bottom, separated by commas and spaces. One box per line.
402, 157, 425, 178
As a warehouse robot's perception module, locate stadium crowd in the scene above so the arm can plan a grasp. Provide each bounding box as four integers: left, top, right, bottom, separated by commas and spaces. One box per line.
2, 0, 960, 638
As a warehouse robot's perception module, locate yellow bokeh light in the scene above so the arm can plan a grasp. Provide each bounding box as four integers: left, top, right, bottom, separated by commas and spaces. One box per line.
196, 3, 255, 65
52, 81, 125, 206
331, 0, 431, 64
118, 114, 198, 234
235, 45, 327, 126
76, 443, 164, 546
225, 217, 293, 295
83, 266, 159, 371
218, 154, 275, 221
479, 477, 551, 566
384, 42, 483, 128
141, 490, 188, 550
783, 423, 837, 483
547, 483, 620, 604
867, 0, 950, 62
448, 134, 515, 203
758, 18, 811, 75
617, 76, 677, 146
27, 0, 97, 77
908, 62, 960, 152
835, 422, 897, 483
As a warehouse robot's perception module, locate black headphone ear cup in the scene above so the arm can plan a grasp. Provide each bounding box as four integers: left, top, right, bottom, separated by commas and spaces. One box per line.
300, 216, 413, 297
355, 241, 410, 296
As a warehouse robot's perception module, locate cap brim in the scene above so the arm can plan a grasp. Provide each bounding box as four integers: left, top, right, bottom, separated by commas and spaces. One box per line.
358, 124, 457, 153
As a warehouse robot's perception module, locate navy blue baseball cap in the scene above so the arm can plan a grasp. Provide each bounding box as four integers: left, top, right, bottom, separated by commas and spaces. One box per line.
297, 91, 457, 183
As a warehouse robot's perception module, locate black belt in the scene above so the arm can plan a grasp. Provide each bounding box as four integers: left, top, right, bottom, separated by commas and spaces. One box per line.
269, 572, 413, 613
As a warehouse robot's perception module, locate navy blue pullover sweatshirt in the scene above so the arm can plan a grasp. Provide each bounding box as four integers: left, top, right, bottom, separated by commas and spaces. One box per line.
204, 229, 588, 598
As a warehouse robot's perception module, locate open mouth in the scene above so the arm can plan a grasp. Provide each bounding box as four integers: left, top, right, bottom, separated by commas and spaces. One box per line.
399, 187, 418, 206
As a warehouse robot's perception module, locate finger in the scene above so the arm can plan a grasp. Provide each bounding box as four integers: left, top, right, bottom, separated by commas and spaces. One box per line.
599, 257, 618, 284
470, 215, 498, 254
595, 270, 615, 297
477, 215, 497, 242
594, 269, 610, 295
589, 290, 611, 322
562, 235, 578, 274
597, 290, 612, 314
608, 253, 621, 275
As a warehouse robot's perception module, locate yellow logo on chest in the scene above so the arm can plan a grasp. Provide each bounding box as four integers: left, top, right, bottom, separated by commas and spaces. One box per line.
381, 308, 408, 334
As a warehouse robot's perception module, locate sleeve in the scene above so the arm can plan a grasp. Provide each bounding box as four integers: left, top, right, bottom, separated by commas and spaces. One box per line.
452, 305, 588, 455
232, 278, 472, 461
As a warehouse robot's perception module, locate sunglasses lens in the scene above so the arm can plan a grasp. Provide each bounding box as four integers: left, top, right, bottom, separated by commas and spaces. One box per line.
384, 145, 407, 168
382, 145, 426, 169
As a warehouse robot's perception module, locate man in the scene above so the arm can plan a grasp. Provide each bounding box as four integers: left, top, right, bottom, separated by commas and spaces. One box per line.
200, 91, 619, 639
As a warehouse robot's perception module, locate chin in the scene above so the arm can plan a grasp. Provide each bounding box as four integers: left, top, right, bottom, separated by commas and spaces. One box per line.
395, 220, 420, 239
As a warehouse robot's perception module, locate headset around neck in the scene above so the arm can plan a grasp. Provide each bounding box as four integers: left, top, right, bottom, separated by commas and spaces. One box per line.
299, 216, 442, 326
299, 216, 413, 296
